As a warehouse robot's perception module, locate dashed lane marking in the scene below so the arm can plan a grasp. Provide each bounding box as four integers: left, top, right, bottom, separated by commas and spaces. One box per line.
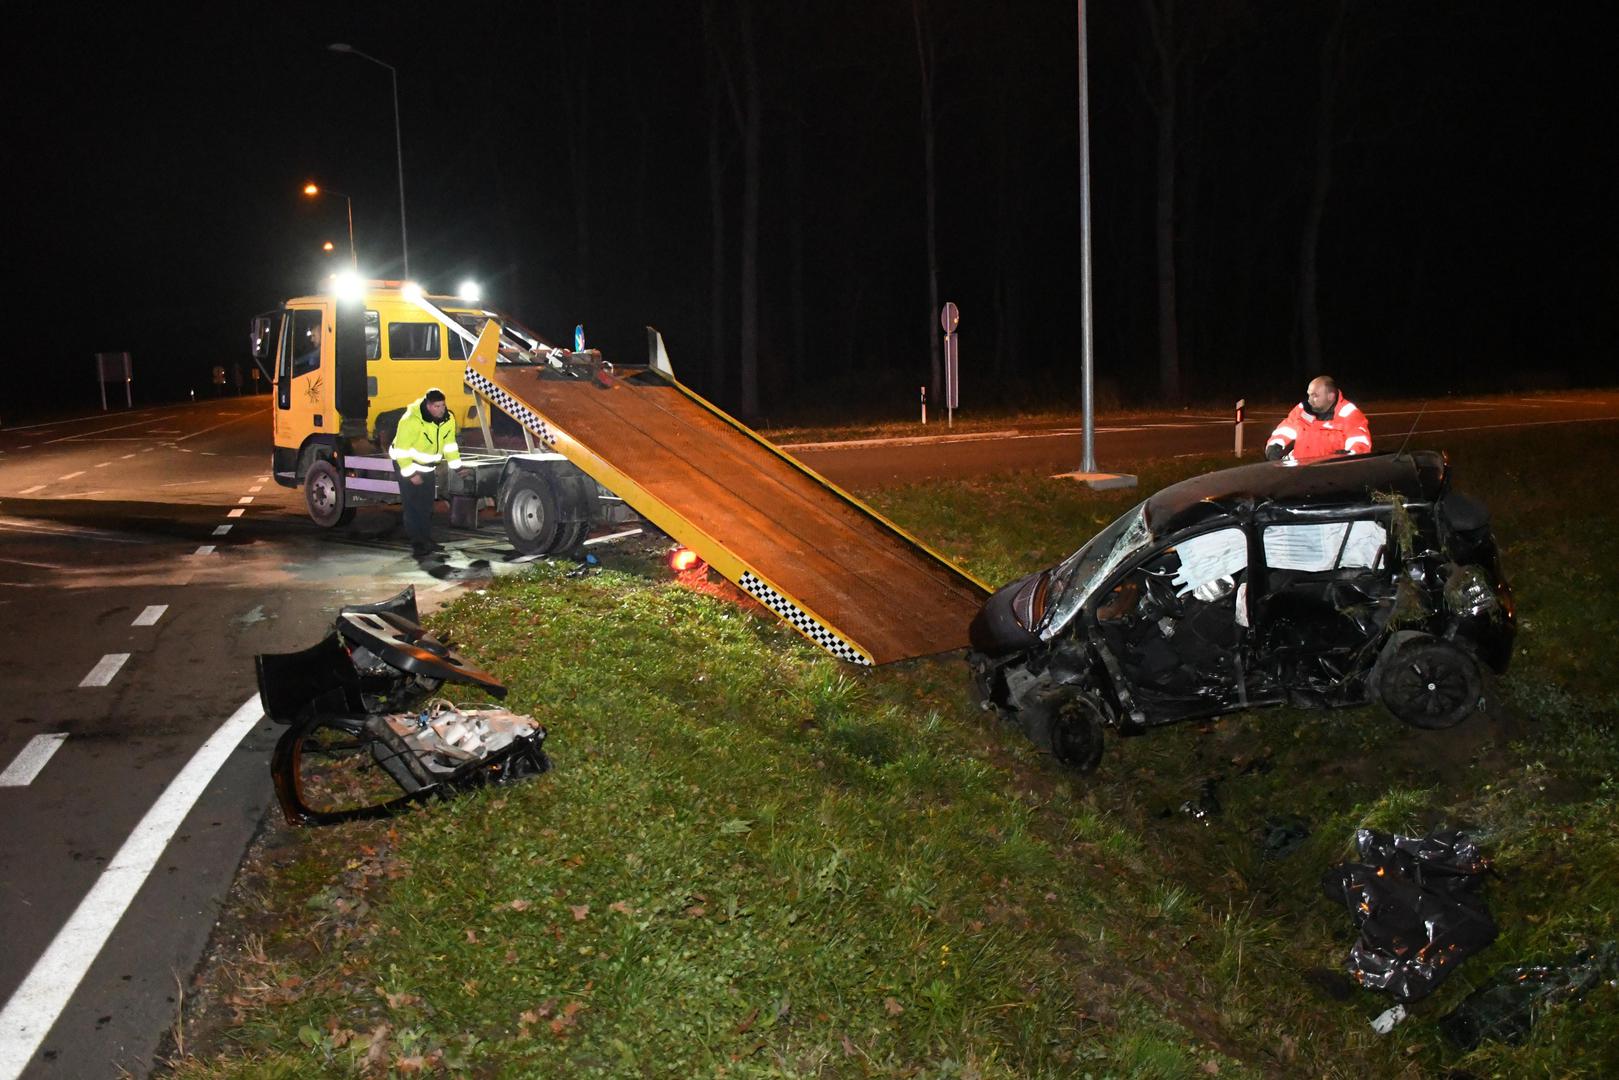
19, 485, 45, 495
58, 471, 84, 480
213, 525, 232, 536
95, 462, 111, 468
237, 496, 254, 504
226, 509, 244, 518
79, 653, 130, 687
0, 734, 70, 787
193, 545, 216, 556
248, 485, 263, 493
0, 694, 263, 1075
120, 453, 136, 459
132, 605, 168, 626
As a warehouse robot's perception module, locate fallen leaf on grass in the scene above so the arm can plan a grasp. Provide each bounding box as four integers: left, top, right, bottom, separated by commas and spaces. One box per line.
508, 898, 532, 912
884, 997, 904, 1016
465, 928, 479, 944
685, 905, 707, 918
377, 988, 421, 1009
570, 904, 590, 921
734, 1006, 760, 1035
1201, 1060, 1220, 1075
609, 900, 635, 915
841, 1034, 858, 1056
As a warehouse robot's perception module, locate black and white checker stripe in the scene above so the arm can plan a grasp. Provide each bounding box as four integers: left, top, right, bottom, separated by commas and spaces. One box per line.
465, 367, 555, 447
739, 571, 871, 665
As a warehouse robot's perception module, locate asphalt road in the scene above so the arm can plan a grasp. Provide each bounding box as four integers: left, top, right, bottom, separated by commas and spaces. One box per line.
0, 388, 1615, 1077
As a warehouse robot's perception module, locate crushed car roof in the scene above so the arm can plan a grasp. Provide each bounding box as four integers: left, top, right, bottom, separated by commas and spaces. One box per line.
1143, 450, 1447, 536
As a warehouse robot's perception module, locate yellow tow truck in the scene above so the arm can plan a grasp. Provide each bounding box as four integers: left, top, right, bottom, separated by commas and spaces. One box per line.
249, 279, 636, 553
250, 277, 990, 664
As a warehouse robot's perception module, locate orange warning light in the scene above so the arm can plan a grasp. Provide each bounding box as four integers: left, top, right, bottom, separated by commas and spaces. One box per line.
669, 547, 705, 573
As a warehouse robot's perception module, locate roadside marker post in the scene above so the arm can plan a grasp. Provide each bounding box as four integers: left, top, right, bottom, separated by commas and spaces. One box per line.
1235, 398, 1246, 457
940, 302, 960, 429
920, 385, 927, 425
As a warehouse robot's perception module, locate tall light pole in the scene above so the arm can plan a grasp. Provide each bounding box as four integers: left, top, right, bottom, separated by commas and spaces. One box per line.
302, 182, 357, 271
1056, 1, 1135, 489
328, 43, 409, 278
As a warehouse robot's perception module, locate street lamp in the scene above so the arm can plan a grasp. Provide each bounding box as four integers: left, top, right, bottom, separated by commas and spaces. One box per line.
328, 43, 409, 278
302, 183, 357, 271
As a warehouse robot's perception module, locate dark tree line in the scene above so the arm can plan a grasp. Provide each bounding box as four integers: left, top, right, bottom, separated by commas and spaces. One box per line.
9, 2, 1612, 417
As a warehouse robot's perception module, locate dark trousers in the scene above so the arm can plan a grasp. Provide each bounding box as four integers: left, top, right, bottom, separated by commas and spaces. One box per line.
398, 468, 437, 544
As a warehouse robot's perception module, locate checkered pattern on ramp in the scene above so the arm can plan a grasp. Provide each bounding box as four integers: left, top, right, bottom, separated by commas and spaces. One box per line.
739, 571, 870, 665
466, 368, 555, 447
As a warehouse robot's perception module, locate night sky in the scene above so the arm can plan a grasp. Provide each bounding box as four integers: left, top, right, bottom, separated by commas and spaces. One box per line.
8, 2, 1614, 423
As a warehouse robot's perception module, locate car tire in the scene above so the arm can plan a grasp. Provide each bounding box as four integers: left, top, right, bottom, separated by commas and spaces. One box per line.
502, 470, 563, 555
305, 459, 356, 528
1027, 687, 1107, 772
1375, 637, 1484, 730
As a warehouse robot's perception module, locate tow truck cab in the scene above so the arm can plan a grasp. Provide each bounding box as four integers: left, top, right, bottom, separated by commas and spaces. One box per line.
250, 281, 495, 486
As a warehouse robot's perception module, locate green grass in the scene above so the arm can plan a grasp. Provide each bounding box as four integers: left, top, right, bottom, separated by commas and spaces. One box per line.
167, 424, 1619, 1077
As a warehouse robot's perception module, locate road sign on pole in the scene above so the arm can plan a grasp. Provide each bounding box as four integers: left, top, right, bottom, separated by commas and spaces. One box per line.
96, 352, 132, 410
940, 302, 960, 427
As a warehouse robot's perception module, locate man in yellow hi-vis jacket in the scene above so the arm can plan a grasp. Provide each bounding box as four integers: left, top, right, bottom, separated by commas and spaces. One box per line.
389, 388, 462, 556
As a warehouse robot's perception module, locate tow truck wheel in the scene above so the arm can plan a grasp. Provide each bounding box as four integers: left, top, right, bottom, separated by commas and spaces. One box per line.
502, 471, 562, 555
305, 459, 356, 528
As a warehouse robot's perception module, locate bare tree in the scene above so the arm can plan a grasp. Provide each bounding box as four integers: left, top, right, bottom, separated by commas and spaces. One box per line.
737, 2, 763, 418
1298, 0, 1353, 376
911, 0, 943, 399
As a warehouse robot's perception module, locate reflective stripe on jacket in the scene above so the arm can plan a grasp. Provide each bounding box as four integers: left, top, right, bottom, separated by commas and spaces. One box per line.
389, 392, 462, 477
1266, 398, 1371, 462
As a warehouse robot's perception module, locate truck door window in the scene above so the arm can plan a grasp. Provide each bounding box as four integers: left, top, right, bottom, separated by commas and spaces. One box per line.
449, 315, 489, 360
291, 309, 323, 377
388, 322, 440, 360
364, 311, 380, 360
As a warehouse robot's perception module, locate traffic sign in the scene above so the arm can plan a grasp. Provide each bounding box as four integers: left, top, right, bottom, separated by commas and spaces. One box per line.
940, 301, 959, 335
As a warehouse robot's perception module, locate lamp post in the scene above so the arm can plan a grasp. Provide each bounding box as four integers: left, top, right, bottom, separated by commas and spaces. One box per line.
302, 183, 357, 271
328, 43, 409, 278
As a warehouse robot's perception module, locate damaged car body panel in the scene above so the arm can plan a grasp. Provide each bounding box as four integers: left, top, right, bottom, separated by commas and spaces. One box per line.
256, 587, 549, 825
968, 451, 1514, 768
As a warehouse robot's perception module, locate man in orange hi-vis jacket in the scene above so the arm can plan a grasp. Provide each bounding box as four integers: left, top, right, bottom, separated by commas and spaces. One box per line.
1265, 375, 1372, 463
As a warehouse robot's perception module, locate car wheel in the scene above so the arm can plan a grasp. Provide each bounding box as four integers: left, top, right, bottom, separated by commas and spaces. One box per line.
305, 459, 356, 528
502, 470, 562, 555
1375, 638, 1484, 730
1027, 688, 1107, 772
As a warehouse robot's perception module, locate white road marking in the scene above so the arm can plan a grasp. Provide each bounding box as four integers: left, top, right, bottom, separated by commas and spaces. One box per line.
95, 462, 111, 468
120, 453, 136, 459
174, 411, 260, 442
132, 604, 168, 626
79, 653, 130, 687
213, 524, 232, 536
227, 508, 244, 518
238, 496, 254, 504
19, 485, 45, 495
0, 734, 70, 787
193, 545, 216, 556
58, 471, 84, 480
257, 475, 269, 482
0, 694, 263, 1075
248, 485, 263, 493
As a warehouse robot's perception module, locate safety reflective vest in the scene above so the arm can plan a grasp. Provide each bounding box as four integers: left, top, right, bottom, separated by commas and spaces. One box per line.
389, 392, 463, 477
1267, 397, 1372, 462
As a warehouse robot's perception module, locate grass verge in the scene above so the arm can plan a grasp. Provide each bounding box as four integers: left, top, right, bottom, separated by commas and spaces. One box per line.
166, 424, 1619, 1077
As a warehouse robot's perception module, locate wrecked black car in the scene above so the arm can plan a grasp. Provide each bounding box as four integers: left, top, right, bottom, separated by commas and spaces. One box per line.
968, 451, 1513, 770
256, 588, 549, 825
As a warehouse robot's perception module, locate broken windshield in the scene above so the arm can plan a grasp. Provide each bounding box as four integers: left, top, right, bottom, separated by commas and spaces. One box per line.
1040, 502, 1152, 638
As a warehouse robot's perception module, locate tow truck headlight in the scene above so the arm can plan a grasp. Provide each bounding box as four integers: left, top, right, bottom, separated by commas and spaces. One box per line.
401, 281, 423, 301
457, 280, 481, 302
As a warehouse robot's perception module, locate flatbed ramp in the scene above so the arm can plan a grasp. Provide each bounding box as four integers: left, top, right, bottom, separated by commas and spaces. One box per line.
464, 348, 990, 665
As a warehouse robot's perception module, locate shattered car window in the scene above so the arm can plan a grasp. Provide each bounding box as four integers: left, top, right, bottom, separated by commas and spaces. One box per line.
1040, 503, 1151, 639
1263, 520, 1386, 572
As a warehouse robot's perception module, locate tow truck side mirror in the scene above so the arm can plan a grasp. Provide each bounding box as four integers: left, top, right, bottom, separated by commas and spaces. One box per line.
250, 312, 281, 381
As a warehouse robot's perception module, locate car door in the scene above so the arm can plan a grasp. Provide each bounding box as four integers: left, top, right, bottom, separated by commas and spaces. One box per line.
1250, 515, 1394, 701
1086, 525, 1257, 724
